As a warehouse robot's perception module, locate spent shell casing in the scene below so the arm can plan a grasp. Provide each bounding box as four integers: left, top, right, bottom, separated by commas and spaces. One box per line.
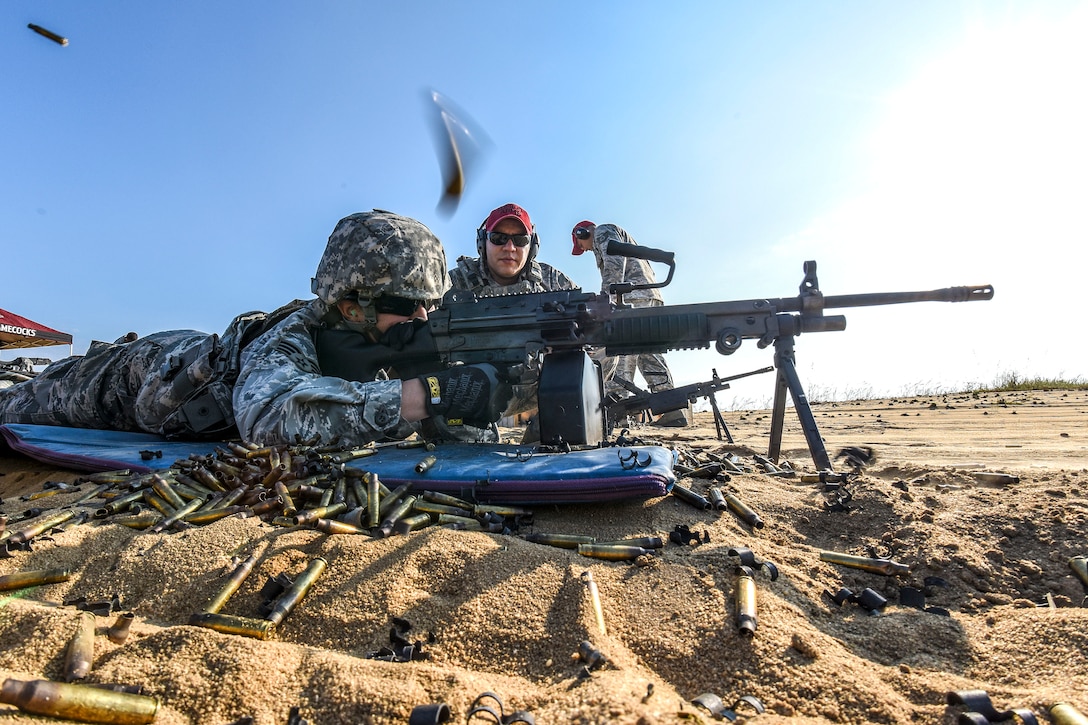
396, 439, 428, 449
203, 553, 258, 614
594, 536, 664, 549
435, 513, 482, 530
378, 482, 415, 518
110, 512, 162, 529
724, 492, 765, 529
971, 471, 1020, 485
581, 571, 607, 636
577, 544, 652, 561
412, 500, 473, 518
275, 481, 297, 516
264, 556, 328, 627
315, 518, 367, 535
182, 505, 248, 526
1, 678, 159, 724
94, 489, 145, 518
393, 512, 434, 536
1069, 556, 1088, 588
82, 469, 133, 484
106, 612, 135, 645
735, 566, 758, 637
64, 611, 96, 682
292, 501, 348, 527
142, 491, 175, 518
189, 612, 275, 640
148, 496, 204, 533
150, 474, 185, 509
473, 503, 532, 518
1050, 703, 1088, 725
0, 567, 72, 592
415, 455, 437, 474
670, 484, 711, 510
376, 496, 419, 537
524, 533, 596, 549
423, 490, 475, 509
4, 509, 76, 545
819, 550, 910, 576
367, 473, 381, 528
331, 447, 376, 464
707, 486, 728, 511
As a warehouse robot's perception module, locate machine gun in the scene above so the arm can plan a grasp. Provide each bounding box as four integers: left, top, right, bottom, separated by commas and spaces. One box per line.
607, 366, 774, 442
317, 243, 993, 469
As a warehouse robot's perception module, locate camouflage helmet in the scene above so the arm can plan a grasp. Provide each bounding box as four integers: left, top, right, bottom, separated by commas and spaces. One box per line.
311, 210, 450, 306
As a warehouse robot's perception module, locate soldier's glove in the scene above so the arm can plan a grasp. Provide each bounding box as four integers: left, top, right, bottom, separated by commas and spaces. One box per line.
419, 364, 513, 428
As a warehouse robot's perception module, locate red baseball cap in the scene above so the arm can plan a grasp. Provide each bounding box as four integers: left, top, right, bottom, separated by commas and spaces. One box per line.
484, 203, 532, 233
571, 220, 594, 255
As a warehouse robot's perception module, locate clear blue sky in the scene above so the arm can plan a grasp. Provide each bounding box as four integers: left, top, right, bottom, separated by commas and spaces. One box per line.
4, 2, 1085, 403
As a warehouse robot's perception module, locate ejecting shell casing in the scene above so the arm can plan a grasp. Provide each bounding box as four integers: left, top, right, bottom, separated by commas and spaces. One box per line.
734, 566, 758, 637
524, 533, 596, 550
723, 491, 765, 530
1069, 556, 1088, 588
202, 553, 259, 615
189, 612, 275, 640
0, 567, 72, 592
106, 613, 135, 645
1, 678, 159, 725
415, 455, 438, 474
578, 544, 652, 561
264, 557, 328, 627
819, 550, 910, 576
671, 484, 711, 510
1050, 703, 1088, 725
64, 611, 96, 682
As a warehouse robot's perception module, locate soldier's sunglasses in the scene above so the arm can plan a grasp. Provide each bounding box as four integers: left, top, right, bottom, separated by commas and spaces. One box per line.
373, 295, 440, 316
487, 231, 531, 247
573, 227, 591, 240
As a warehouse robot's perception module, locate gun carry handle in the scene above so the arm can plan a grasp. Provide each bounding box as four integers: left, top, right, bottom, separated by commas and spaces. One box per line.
603, 240, 676, 306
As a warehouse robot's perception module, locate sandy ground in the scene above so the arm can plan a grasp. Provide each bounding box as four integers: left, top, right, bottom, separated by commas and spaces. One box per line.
0, 388, 1086, 724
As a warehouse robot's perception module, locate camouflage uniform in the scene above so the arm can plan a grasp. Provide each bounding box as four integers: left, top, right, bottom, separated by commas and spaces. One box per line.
589, 224, 682, 416
448, 256, 577, 296
0, 210, 457, 446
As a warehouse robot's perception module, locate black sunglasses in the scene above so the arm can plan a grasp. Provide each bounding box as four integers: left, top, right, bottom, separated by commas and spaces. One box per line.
487, 231, 531, 248
372, 295, 440, 316
573, 227, 591, 240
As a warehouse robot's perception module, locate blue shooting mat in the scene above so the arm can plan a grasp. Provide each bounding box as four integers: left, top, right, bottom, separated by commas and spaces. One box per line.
1, 424, 675, 504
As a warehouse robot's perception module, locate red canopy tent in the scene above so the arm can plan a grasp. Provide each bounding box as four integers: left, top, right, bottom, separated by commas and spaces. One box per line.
0, 307, 73, 350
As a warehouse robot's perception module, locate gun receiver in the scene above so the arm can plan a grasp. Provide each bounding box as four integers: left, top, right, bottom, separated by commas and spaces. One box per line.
317, 252, 993, 466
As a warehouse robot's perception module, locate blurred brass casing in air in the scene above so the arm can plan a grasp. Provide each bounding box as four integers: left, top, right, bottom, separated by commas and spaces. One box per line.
1, 678, 159, 725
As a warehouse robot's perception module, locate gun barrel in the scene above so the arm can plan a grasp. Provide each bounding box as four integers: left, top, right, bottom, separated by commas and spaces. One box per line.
821, 285, 994, 310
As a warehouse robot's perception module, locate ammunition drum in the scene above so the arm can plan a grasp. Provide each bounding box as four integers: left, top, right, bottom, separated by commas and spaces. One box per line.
0, 678, 160, 724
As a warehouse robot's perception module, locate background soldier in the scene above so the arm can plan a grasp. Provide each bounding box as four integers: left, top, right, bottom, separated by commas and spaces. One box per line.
572, 220, 688, 427
0, 211, 512, 445
449, 203, 577, 295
